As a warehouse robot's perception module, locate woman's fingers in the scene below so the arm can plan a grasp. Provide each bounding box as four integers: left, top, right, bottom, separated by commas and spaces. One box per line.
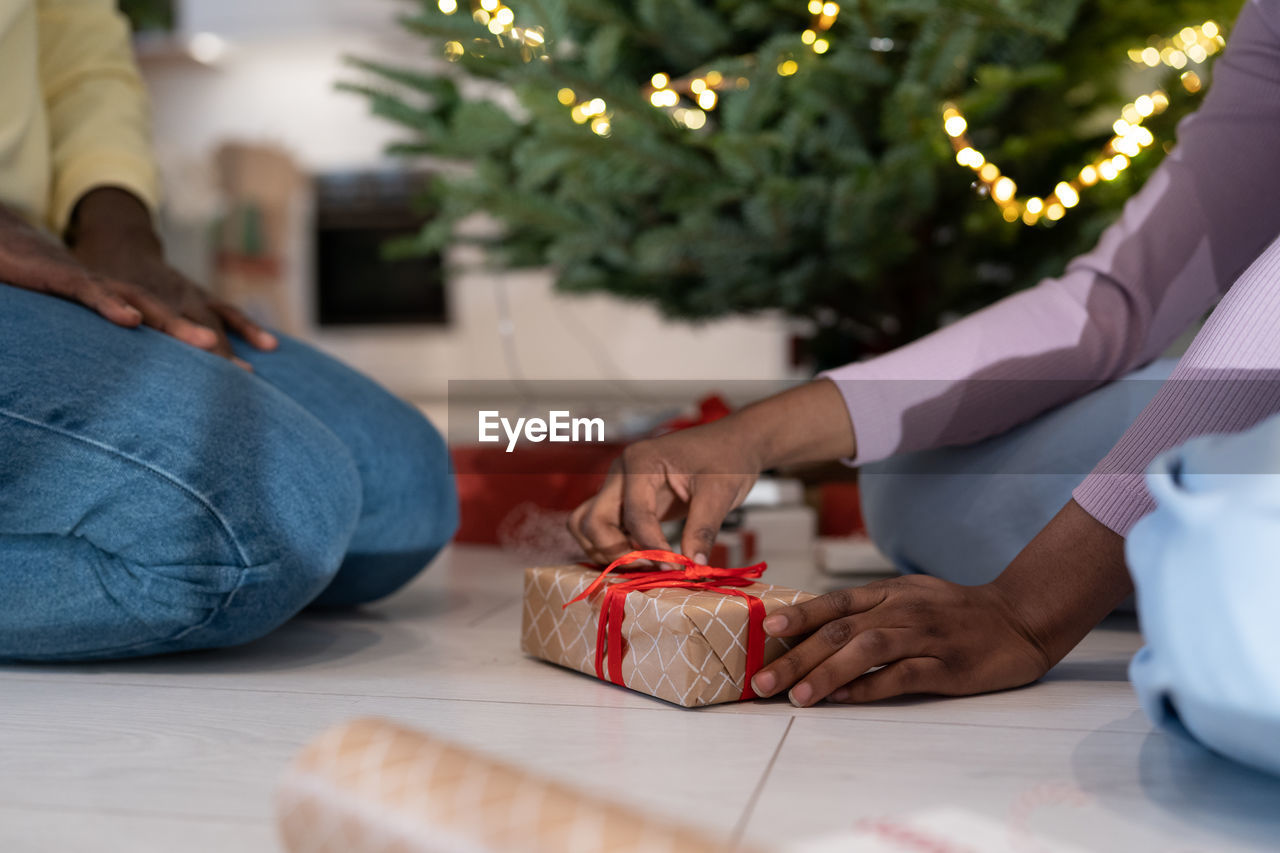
680, 477, 743, 564
751, 615, 909, 701
763, 584, 887, 637
569, 474, 633, 563
211, 300, 278, 351
786, 628, 929, 706
620, 474, 673, 552
828, 657, 950, 704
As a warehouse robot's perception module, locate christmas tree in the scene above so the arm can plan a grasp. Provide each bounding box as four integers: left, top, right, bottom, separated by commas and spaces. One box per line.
347, 0, 1236, 368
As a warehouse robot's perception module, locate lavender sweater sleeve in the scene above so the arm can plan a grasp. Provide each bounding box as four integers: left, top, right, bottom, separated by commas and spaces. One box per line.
823, 0, 1280, 534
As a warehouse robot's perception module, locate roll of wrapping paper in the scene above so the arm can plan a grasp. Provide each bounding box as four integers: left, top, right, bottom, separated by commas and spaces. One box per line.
277, 718, 765, 853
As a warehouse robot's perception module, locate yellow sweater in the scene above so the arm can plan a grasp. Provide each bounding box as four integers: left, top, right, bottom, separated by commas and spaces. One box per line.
0, 0, 159, 233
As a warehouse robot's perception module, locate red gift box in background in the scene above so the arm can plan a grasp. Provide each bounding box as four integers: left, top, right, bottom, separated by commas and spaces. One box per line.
451, 442, 623, 545
451, 393, 867, 552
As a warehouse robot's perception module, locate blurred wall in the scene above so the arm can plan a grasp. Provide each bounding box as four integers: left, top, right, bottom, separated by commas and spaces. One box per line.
137, 0, 794, 398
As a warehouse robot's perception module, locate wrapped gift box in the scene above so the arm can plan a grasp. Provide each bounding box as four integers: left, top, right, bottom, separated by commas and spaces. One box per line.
521, 551, 814, 708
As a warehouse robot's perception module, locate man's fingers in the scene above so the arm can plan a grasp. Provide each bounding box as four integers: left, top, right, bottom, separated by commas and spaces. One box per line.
15, 258, 143, 327
212, 301, 278, 351
827, 657, 950, 704
762, 584, 887, 637
122, 287, 220, 351
679, 478, 742, 564
786, 628, 926, 707
78, 281, 143, 327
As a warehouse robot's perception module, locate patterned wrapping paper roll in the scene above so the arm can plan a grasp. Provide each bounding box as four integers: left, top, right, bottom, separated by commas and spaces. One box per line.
277, 717, 762, 853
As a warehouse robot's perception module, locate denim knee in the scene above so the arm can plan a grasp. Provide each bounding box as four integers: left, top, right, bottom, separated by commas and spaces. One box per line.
310, 406, 457, 608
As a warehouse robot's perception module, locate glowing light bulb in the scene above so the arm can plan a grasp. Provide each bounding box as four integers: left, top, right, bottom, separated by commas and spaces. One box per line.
808, 0, 823, 13
684, 109, 707, 130
706, 71, 723, 86
1002, 206, 1020, 222
813, 39, 829, 54
979, 163, 999, 182
802, 29, 817, 45
1181, 71, 1202, 93
1025, 197, 1043, 215
992, 177, 1015, 203
1079, 165, 1099, 186
822, 2, 839, 16
557, 88, 575, 106
697, 90, 716, 110
778, 60, 799, 76
1099, 160, 1119, 181
651, 73, 669, 89
1141, 47, 1160, 66
590, 117, 611, 137
1202, 21, 1219, 39
1055, 182, 1079, 208
443, 40, 464, 60
1046, 203, 1065, 221
944, 115, 967, 137
691, 79, 706, 94
1134, 95, 1155, 117
438, 0, 457, 13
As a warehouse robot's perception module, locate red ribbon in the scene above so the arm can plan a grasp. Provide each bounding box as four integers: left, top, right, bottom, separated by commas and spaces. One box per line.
563, 549, 769, 701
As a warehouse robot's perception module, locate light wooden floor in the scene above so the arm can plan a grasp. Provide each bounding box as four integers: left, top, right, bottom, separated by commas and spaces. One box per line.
3, 545, 1279, 852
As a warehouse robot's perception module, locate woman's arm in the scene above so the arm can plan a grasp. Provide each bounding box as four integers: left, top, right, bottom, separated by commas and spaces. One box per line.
827, 0, 1280, 466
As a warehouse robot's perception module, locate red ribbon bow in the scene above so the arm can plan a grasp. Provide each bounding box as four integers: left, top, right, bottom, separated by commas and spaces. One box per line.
563, 549, 770, 701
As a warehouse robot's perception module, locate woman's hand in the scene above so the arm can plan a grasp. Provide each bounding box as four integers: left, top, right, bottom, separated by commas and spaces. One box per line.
568, 380, 858, 565
568, 421, 765, 565
750, 575, 1052, 705
753, 500, 1135, 705
66, 187, 277, 368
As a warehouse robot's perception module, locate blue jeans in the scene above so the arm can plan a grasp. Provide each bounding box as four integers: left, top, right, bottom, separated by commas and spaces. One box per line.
0, 284, 457, 662
859, 358, 1176, 585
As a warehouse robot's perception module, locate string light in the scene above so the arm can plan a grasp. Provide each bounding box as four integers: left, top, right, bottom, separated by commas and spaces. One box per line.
431, 0, 1224, 189
945, 20, 1224, 226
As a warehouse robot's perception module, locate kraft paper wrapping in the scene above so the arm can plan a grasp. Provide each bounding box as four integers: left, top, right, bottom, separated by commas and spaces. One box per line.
521, 564, 814, 708
277, 717, 756, 853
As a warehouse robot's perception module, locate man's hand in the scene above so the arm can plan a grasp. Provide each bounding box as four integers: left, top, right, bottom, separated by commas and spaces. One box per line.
65, 187, 276, 368
750, 575, 1052, 706
752, 499, 1134, 705
568, 380, 857, 566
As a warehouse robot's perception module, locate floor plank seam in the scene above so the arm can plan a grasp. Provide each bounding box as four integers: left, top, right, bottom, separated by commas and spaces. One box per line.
730, 715, 795, 846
